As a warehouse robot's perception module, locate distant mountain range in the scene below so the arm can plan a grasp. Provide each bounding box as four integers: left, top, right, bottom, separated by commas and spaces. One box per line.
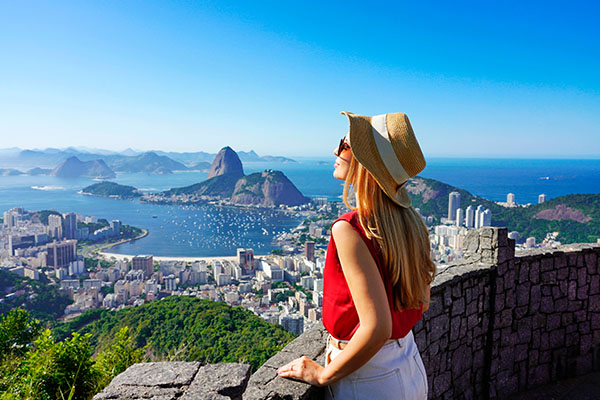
0, 147, 296, 173
83, 146, 310, 207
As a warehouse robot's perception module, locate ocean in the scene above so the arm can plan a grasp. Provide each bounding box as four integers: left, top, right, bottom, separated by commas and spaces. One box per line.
1, 158, 598, 257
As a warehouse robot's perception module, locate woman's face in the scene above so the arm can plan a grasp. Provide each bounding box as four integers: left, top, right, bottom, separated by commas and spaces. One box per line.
333, 136, 352, 181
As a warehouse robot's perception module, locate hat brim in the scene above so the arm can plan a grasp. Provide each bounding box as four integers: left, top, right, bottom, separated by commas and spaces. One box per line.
341, 111, 412, 208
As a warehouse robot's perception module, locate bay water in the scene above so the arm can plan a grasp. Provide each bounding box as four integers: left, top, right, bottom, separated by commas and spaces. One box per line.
0, 158, 598, 257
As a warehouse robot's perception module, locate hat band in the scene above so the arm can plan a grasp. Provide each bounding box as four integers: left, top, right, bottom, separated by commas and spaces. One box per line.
371, 114, 410, 185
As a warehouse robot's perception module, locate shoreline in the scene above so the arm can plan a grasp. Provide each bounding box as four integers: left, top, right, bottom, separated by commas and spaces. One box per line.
98, 251, 240, 263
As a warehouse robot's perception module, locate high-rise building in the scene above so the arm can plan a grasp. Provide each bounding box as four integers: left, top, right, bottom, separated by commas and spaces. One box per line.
48, 214, 63, 239
525, 237, 536, 248
46, 240, 77, 269
237, 248, 255, 273
8, 235, 35, 256
279, 314, 304, 335
455, 208, 464, 227
475, 205, 486, 228
110, 220, 121, 236
164, 274, 177, 291
481, 209, 492, 227
3, 210, 18, 228
507, 193, 515, 206
538, 194, 546, 204
465, 205, 474, 228
63, 213, 77, 240
305, 241, 315, 262
448, 192, 461, 221
132, 255, 153, 278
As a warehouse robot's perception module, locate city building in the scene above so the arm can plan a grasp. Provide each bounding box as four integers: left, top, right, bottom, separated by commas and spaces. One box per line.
538, 194, 546, 204
448, 192, 461, 221
48, 214, 63, 239
132, 255, 153, 278
465, 205, 475, 228
475, 205, 485, 229
46, 240, 77, 269
8, 234, 35, 256
110, 220, 121, 236
526, 237, 537, 248
481, 209, 492, 227
237, 248, 255, 273
507, 193, 515, 206
164, 274, 177, 291
279, 313, 304, 335
455, 208, 464, 227
63, 212, 77, 240
305, 241, 315, 262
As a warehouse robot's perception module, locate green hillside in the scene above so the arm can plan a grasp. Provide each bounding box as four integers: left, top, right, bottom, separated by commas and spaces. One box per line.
0, 270, 72, 321
81, 181, 142, 199
52, 296, 295, 371
407, 176, 599, 244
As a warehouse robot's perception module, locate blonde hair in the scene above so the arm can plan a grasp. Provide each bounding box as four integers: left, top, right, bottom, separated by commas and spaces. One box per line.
343, 156, 436, 310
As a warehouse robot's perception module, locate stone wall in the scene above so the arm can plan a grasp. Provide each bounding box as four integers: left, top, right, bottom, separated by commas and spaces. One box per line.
95, 227, 600, 399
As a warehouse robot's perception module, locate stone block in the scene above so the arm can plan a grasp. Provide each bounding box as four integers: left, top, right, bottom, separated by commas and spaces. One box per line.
451, 298, 465, 316
529, 286, 541, 313
430, 314, 449, 342
567, 253, 578, 266
541, 271, 557, 284
497, 228, 509, 247
555, 298, 568, 312
540, 295, 554, 314
557, 267, 569, 280
433, 371, 452, 395
546, 314, 561, 331
590, 295, 600, 312
578, 267, 589, 286
541, 257, 554, 272
481, 249, 493, 262
182, 363, 250, 400
110, 361, 200, 388
498, 247, 515, 264
549, 328, 565, 348
577, 284, 589, 300
585, 252, 598, 274
518, 262, 529, 282
529, 262, 540, 284
464, 231, 480, 254
568, 281, 578, 301
590, 275, 600, 295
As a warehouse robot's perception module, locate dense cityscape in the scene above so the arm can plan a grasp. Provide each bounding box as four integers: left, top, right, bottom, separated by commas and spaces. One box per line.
1, 189, 562, 336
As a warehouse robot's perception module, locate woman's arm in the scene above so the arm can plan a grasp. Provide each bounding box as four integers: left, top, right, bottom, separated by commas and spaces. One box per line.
277, 220, 392, 386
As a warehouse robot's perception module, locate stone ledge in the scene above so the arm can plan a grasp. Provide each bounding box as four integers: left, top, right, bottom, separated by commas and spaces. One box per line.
93, 362, 250, 400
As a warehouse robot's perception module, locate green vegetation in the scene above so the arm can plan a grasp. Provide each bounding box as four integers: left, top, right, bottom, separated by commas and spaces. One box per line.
408, 176, 600, 244
164, 174, 240, 197
0, 309, 142, 400
52, 296, 295, 371
81, 181, 142, 199
0, 270, 72, 322
31, 209, 63, 225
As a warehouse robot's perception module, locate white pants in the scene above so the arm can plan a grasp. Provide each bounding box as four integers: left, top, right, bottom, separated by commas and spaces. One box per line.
325, 331, 428, 400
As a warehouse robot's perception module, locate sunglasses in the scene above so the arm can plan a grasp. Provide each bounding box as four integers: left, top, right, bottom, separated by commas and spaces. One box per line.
336, 137, 351, 156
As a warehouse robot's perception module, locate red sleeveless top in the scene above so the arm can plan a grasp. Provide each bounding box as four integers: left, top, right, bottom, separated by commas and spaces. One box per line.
322, 210, 423, 341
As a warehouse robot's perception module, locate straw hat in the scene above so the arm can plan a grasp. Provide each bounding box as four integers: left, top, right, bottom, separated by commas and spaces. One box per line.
341, 111, 426, 208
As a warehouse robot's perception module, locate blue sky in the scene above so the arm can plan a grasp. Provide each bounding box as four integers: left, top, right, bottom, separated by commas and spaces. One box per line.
0, 1, 598, 158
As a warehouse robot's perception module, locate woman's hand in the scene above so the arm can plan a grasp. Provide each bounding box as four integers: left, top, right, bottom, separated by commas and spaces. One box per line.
277, 356, 326, 386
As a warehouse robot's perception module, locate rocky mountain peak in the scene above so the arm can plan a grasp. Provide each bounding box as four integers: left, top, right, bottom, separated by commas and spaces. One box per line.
207, 147, 244, 179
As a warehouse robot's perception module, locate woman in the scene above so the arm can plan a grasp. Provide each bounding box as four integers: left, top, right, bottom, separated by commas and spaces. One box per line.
277, 111, 436, 399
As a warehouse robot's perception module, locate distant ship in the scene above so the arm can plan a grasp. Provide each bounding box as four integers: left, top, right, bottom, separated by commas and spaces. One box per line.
152, 215, 158, 218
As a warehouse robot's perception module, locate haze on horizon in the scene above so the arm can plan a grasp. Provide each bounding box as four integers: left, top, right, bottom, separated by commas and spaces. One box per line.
0, 1, 598, 159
